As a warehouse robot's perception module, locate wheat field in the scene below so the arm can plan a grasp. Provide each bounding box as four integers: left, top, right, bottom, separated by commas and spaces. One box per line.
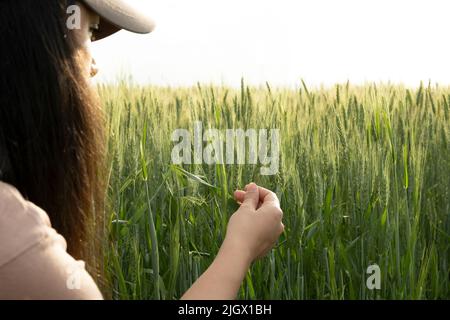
99, 80, 449, 299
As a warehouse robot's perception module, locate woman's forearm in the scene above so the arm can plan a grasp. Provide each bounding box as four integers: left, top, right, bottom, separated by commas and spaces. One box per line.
180, 241, 252, 300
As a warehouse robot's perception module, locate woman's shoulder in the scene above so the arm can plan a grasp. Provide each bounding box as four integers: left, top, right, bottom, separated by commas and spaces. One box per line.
0, 181, 103, 299
0, 181, 56, 267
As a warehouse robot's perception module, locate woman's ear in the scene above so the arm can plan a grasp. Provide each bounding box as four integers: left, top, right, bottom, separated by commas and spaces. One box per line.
90, 58, 98, 78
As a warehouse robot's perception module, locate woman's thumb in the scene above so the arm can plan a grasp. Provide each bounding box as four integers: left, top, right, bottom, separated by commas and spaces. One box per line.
242, 183, 259, 210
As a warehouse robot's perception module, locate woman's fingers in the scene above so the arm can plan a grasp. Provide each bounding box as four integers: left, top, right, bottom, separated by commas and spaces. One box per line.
259, 191, 281, 209
233, 190, 246, 204
234, 184, 276, 204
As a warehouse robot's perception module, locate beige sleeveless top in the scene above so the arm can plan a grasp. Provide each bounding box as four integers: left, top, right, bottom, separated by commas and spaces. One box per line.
0, 181, 103, 299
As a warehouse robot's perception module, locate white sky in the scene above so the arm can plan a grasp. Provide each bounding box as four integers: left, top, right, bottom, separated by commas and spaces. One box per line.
91, 0, 450, 88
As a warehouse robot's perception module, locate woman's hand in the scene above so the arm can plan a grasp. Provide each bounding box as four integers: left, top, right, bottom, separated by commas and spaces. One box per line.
223, 183, 285, 262
181, 183, 284, 300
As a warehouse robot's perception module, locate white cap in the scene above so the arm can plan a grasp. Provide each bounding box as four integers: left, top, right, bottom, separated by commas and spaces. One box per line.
81, 0, 155, 41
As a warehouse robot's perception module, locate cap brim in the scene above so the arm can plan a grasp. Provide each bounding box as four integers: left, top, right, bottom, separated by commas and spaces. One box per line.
81, 0, 155, 41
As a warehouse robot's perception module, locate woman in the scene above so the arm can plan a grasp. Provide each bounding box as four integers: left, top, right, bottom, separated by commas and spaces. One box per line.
0, 0, 284, 300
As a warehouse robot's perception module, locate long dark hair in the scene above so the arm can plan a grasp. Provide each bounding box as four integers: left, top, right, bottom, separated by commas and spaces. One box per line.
0, 0, 106, 279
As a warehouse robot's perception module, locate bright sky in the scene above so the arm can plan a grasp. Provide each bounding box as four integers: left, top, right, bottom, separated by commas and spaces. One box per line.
91, 0, 450, 88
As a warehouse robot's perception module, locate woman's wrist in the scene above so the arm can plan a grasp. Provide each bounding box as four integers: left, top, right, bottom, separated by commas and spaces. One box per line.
208, 244, 251, 295
218, 238, 253, 270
